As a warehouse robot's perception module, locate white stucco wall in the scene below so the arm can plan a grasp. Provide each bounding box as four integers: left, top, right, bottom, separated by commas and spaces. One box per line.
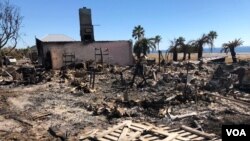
43, 41, 133, 69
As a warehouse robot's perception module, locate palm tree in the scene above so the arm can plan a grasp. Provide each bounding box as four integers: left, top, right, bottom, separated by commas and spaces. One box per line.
133, 38, 156, 59
169, 39, 178, 61
176, 37, 186, 60
168, 37, 185, 61
170, 36, 185, 61
180, 43, 190, 60
154, 35, 162, 51
221, 39, 243, 63
208, 31, 218, 52
132, 25, 145, 40
196, 31, 218, 60
196, 34, 210, 60
186, 40, 197, 60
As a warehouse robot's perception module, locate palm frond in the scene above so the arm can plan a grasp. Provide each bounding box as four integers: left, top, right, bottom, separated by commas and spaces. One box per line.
154, 35, 162, 43
221, 43, 229, 53
132, 25, 145, 40
133, 37, 156, 58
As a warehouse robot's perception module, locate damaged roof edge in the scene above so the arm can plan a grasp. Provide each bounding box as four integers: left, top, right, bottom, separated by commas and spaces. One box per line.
38, 34, 132, 43
36, 38, 132, 44
39, 34, 76, 42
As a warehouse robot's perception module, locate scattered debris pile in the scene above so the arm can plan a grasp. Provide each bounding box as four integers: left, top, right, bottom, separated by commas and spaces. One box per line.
0, 65, 52, 85
1, 60, 250, 140
81, 120, 220, 141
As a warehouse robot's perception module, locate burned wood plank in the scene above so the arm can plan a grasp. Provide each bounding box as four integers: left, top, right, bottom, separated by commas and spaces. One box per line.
89, 120, 218, 141
144, 136, 160, 141
151, 129, 178, 138
207, 93, 250, 106
167, 106, 198, 120
181, 125, 215, 140
103, 134, 118, 140
189, 136, 205, 141
167, 128, 182, 133
32, 113, 52, 120
174, 136, 191, 141
131, 122, 151, 130
96, 120, 130, 138
98, 138, 110, 141
162, 133, 179, 141
139, 136, 155, 141
10, 116, 33, 127
162, 127, 172, 131
129, 125, 144, 132
127, 131, 142, 140
143, 134, 155, 137
114, 129, 123, 133
92, 71, 96, 89
178, 132, 192, 137
168, 111, 197, 121
117, 126, 129, 141
174, 130, 186, 134
185, 134, 198, 139
109, 132, 120, 137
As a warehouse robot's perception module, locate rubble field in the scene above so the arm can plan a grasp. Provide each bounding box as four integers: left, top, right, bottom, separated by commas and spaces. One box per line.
0, 61, 250, 140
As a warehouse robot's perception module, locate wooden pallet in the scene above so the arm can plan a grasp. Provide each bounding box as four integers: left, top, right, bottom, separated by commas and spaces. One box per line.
81, 120, 220, 141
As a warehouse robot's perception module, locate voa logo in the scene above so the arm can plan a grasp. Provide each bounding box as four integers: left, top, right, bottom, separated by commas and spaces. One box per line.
226, 129, 246, 136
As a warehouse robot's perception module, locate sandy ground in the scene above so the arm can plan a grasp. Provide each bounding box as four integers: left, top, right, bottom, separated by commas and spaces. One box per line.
0, 81, 109, 140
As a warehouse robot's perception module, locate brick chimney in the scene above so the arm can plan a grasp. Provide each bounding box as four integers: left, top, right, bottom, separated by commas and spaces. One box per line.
79, 7, 94, 43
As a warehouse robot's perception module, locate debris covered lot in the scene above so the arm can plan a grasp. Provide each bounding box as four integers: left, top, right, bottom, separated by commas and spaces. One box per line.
1, 61, 250, 140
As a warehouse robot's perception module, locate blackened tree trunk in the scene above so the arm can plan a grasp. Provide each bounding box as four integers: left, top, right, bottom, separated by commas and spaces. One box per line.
230, 48, 237, 63
183, 50, 187, 60
173, 47, 178, 61
0, 55, 2, 67
188, 52, 191, 60
198, 45, 203, 60
0, 50, 4, 67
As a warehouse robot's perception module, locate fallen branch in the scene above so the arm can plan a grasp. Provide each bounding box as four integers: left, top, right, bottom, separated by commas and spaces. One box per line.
3, 70, 13, 79
194, 120, 204, 132
234, 97, 250, 103
170, 112, 197, 120
0, 129, 9, 132
167, 107, 197, 120
207, 93, 250, 106
181, 125, 216, 139
32, 113, 52, 120
10, 116, 33, 127
165, 95, 177, 102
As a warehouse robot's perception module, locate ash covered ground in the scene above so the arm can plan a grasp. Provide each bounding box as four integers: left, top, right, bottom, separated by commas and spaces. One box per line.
0, 62, 250, 140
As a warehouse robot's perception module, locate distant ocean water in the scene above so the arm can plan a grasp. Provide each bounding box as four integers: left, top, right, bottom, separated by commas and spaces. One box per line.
204, 46, 250, 53
150, 46, 250, 54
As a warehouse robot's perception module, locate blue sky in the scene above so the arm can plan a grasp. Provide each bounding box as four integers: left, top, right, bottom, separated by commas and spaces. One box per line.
9, 0, 250, 49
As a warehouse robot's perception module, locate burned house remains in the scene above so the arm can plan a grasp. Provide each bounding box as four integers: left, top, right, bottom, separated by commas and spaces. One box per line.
36, 7, 133, 69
